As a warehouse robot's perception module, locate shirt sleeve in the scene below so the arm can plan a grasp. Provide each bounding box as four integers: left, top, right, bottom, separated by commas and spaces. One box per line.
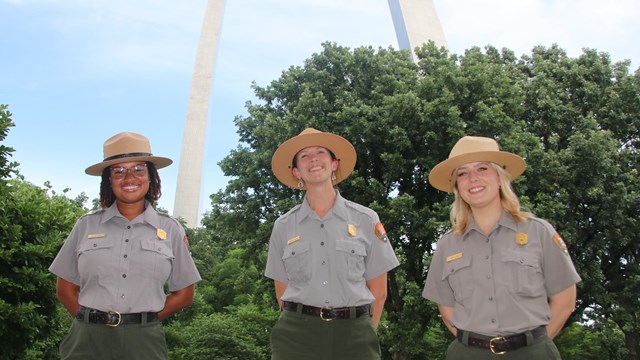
265, 219, 288, 283
49, 219, 83, 285
539, 221, 582, 296
362, 213, 400, 280
167, 219, 201, 291
422, 236, 456, 307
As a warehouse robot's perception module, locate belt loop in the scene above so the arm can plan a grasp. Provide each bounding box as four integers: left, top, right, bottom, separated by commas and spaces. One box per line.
349, 307, 356, 319
295, 303, 303, 315
461, 330, 470, 346
525, 330, 535, 345
142, 312, 148, 325
81, 306, 90, 323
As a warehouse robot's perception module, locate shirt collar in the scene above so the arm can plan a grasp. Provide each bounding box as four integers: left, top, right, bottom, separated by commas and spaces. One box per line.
101, 201, 159, 227
463, 211, 518, 239
297, 189, 348, 223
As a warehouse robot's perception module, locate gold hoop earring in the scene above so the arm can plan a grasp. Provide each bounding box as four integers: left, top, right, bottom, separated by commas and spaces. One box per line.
297, 179, 305, 189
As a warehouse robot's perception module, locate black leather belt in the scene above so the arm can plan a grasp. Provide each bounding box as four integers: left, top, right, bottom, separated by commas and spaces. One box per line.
76, 306, 158, 327
457, 326, 547, 354
283, 301, 371, 321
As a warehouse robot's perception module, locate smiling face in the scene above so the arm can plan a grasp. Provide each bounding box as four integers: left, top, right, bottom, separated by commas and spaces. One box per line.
109, 161, 150, 206
454, 161, 502, 212
292, 146, 339, 187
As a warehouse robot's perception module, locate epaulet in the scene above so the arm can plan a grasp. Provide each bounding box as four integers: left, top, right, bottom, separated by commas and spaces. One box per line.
85, 207, 105, 216
278, 204, 302, 220
344, 200, 377, 221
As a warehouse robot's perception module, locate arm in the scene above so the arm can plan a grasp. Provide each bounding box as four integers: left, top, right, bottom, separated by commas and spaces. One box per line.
366, 273, 388, 328
547, 284, 577, 339
437, 304, 457, 336
157, 284, 195, 321
274, 280, 288, 310
56, 277, 81, 316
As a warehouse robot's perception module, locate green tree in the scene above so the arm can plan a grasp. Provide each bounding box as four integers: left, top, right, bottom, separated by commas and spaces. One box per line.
0, 105, 87, 359
200, 42, 639, 359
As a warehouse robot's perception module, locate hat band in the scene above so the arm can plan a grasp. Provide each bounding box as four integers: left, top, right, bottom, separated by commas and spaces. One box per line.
103, 152, 153, 162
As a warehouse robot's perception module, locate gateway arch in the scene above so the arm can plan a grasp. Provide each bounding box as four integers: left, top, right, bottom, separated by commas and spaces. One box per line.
173, 0, 447, 228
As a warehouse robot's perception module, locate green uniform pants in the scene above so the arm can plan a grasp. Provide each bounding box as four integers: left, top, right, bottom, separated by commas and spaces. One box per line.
446, 330, 562, 359
59, 317, 168, 360
270, 308, 381, 360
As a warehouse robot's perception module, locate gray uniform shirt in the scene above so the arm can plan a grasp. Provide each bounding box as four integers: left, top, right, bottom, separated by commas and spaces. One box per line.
422, 212, 581, 336
49, 202, 201, 313
265, 191, 400, 308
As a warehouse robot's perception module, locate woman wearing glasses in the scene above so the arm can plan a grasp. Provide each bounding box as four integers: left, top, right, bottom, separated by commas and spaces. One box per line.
49, 132, 201, 359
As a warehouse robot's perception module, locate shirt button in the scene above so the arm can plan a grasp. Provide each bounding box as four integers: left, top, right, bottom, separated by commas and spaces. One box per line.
127, 226, 131, 229
125, 239, 129, 242
322, 261, 326, 265
291, 251, 296, 256
489, 297, 493, 301
320, 224, 324, 228
321, 242, 325, 246
121, 294, 125, 299
486, 274, 491, 279
485, 238, 489, 243
351, 250, 355, 254
491, 318, 496, 323
124, 254, 127, 258
485, 255, 489, 260
325, 300, 330, 304
93, 244, 97, 247
322, 281, 327, 285
122, 274, 127, 278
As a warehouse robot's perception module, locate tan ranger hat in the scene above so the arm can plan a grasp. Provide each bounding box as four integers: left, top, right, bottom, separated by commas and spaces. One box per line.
85, 132, 172, 176
429, 136, 526, 192
271, 128, 356, 188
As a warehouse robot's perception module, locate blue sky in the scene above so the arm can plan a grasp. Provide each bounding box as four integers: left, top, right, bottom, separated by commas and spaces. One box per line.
2, 0, 639, 224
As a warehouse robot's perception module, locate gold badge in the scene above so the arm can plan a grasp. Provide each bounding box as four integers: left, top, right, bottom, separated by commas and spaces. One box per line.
516, 233, 528, 246
157, 228, 167, 240
287, 236, 301, 245
87, 233, 105, 239
446, 252, 463, 262
348, 224, 357, 237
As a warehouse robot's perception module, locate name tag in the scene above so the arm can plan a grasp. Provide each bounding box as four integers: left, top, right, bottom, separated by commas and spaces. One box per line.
87, 234, 105, 239
287, 236, 301, 245
446, 252, 463, 262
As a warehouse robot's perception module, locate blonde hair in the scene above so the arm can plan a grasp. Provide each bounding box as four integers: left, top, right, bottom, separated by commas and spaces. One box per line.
450, 163, 532, 234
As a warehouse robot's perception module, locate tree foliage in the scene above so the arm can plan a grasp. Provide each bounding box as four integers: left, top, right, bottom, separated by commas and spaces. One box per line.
201, 42, 640, 359
0, 106, 87, 359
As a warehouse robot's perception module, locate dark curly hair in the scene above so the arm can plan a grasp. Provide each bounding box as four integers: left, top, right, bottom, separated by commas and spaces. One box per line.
99, 161, 162, 208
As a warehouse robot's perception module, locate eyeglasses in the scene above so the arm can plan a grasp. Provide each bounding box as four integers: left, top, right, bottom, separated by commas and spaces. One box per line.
110, 164, 148, 180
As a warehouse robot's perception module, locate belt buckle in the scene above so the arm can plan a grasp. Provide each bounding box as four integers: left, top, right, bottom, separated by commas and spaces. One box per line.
106, 311, 122, 327
319, 307, 335, 322
489, 336, 507, 355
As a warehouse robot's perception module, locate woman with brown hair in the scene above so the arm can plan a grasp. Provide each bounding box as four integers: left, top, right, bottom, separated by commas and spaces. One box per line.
265, 128, 399, 360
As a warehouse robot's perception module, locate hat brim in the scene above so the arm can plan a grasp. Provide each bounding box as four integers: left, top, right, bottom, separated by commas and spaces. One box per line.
272, 132, 356, 188
85, 156, 173, 176
428, 151, 526, 192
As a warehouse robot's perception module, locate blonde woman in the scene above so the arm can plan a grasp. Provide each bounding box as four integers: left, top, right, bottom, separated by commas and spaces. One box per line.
423, 136, 580, 359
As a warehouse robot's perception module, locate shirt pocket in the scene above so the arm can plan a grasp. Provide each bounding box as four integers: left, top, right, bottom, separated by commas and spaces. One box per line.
140, 238, 174, 282
336, 240, 367, 282
77, 238, 115, 280
282, 241, 311, 286
442, 255, 473, 302
500, 249, 544, 297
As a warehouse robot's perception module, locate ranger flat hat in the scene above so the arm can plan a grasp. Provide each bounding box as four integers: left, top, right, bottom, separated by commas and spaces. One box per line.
85, 132, 173, 176
271, 128, 356, 188
428, 136, 526, 192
